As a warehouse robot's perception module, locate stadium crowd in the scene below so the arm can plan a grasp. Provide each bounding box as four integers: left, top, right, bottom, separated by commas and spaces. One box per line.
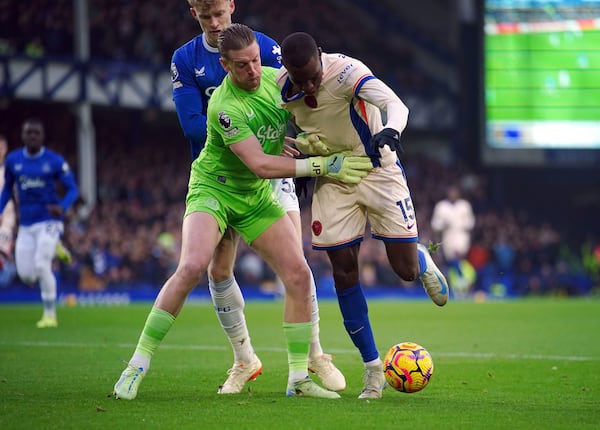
0, 1, 598, 299
62, 129, 600, 298
0, 0, 429, 95
0, 105, 596, 299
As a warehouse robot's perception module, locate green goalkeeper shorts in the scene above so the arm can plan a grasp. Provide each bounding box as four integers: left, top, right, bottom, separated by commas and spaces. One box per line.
185, 179, 285, 245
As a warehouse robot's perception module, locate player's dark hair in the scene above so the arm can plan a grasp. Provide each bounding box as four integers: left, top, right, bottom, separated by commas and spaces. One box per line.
218, 23, 256, 59
281, 32, 319, 68
22, 117, 44, 129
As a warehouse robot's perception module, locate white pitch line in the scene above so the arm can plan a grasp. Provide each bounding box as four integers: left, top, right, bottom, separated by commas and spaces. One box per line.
1, 340, 598, 362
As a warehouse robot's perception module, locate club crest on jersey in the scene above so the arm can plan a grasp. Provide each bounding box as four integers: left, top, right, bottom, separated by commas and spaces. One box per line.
170, 62, 179, 81
218, 111, 232, 129
312, 220, 323, 236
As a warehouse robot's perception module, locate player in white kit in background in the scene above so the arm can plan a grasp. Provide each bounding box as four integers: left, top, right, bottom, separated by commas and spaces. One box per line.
431, 184, 476, 297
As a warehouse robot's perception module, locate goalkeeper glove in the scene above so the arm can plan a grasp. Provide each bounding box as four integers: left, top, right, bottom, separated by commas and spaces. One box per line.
371, 128, 404, 159
294, 132, 330, 155
296, 154, 373, 184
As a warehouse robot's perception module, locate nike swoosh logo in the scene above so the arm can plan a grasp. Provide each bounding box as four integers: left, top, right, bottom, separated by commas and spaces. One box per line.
436, 273, 448, 295
349, 326, 364, 335
407, 223, 415, 230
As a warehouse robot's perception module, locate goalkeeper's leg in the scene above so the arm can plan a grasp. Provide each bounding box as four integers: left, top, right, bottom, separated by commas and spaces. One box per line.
252, 216, 339, 399
284, 196, 346, 392
114, 212, 220, 400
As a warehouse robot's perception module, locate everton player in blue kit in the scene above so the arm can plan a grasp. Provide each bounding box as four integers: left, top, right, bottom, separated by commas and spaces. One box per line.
172, 1, 281, 160
170, 0, 345, 394
0, 118, 78, 328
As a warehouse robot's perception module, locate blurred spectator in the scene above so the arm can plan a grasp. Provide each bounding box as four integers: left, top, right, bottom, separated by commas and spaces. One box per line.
0, 0, 430, 95
0, 103, 586, 301
24, 36, 44, 58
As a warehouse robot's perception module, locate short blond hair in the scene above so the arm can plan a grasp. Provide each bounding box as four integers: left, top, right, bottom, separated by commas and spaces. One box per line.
218, 23, 256, 59
187, 0, 228, 8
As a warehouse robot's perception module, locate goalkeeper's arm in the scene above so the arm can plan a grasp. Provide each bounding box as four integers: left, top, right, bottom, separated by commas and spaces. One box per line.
230, 136, 373, 184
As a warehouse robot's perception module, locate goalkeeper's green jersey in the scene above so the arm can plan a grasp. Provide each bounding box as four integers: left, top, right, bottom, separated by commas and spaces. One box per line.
192, 67, 291, 192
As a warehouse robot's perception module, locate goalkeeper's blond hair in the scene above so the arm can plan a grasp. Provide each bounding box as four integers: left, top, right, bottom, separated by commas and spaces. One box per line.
187, 0, 230, 8
217, 23, 255, 60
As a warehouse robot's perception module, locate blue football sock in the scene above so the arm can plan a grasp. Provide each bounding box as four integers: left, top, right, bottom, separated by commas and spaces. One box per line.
336, 283, 379, 362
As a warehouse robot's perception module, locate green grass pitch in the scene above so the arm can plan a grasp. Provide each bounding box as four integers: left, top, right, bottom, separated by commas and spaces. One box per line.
1, 298, 599, 429
485, 29, 600, 121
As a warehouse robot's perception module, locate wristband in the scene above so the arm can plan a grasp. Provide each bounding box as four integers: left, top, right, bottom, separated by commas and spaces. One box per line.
295, 157, 326, 177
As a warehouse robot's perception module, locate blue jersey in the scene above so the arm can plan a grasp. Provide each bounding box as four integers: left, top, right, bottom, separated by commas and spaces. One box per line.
0, 147, 79, 226
171, 31, 281, 160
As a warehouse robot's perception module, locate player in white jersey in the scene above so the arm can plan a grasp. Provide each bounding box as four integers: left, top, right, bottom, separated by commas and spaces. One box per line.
431, 184, 475, 296
431, 185, 475, 264
277, 32, 449, 399
170, 0, 345, 394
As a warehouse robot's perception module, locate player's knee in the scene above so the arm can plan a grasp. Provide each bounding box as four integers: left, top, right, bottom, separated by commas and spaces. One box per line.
176, 260, 207, 285
393, 261, 420, 282
16, 265, 37, 284
33, 265, 52, 283
18, 275, 36, 285
292, 262, 312, 284
282, 260, 311, 290
35, 259, 52, 273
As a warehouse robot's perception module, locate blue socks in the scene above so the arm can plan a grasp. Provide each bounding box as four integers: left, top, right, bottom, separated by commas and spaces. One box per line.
336, 283, 379, 363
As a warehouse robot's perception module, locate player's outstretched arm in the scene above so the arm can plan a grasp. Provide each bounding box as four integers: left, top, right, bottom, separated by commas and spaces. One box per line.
230, 136, 372, 184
